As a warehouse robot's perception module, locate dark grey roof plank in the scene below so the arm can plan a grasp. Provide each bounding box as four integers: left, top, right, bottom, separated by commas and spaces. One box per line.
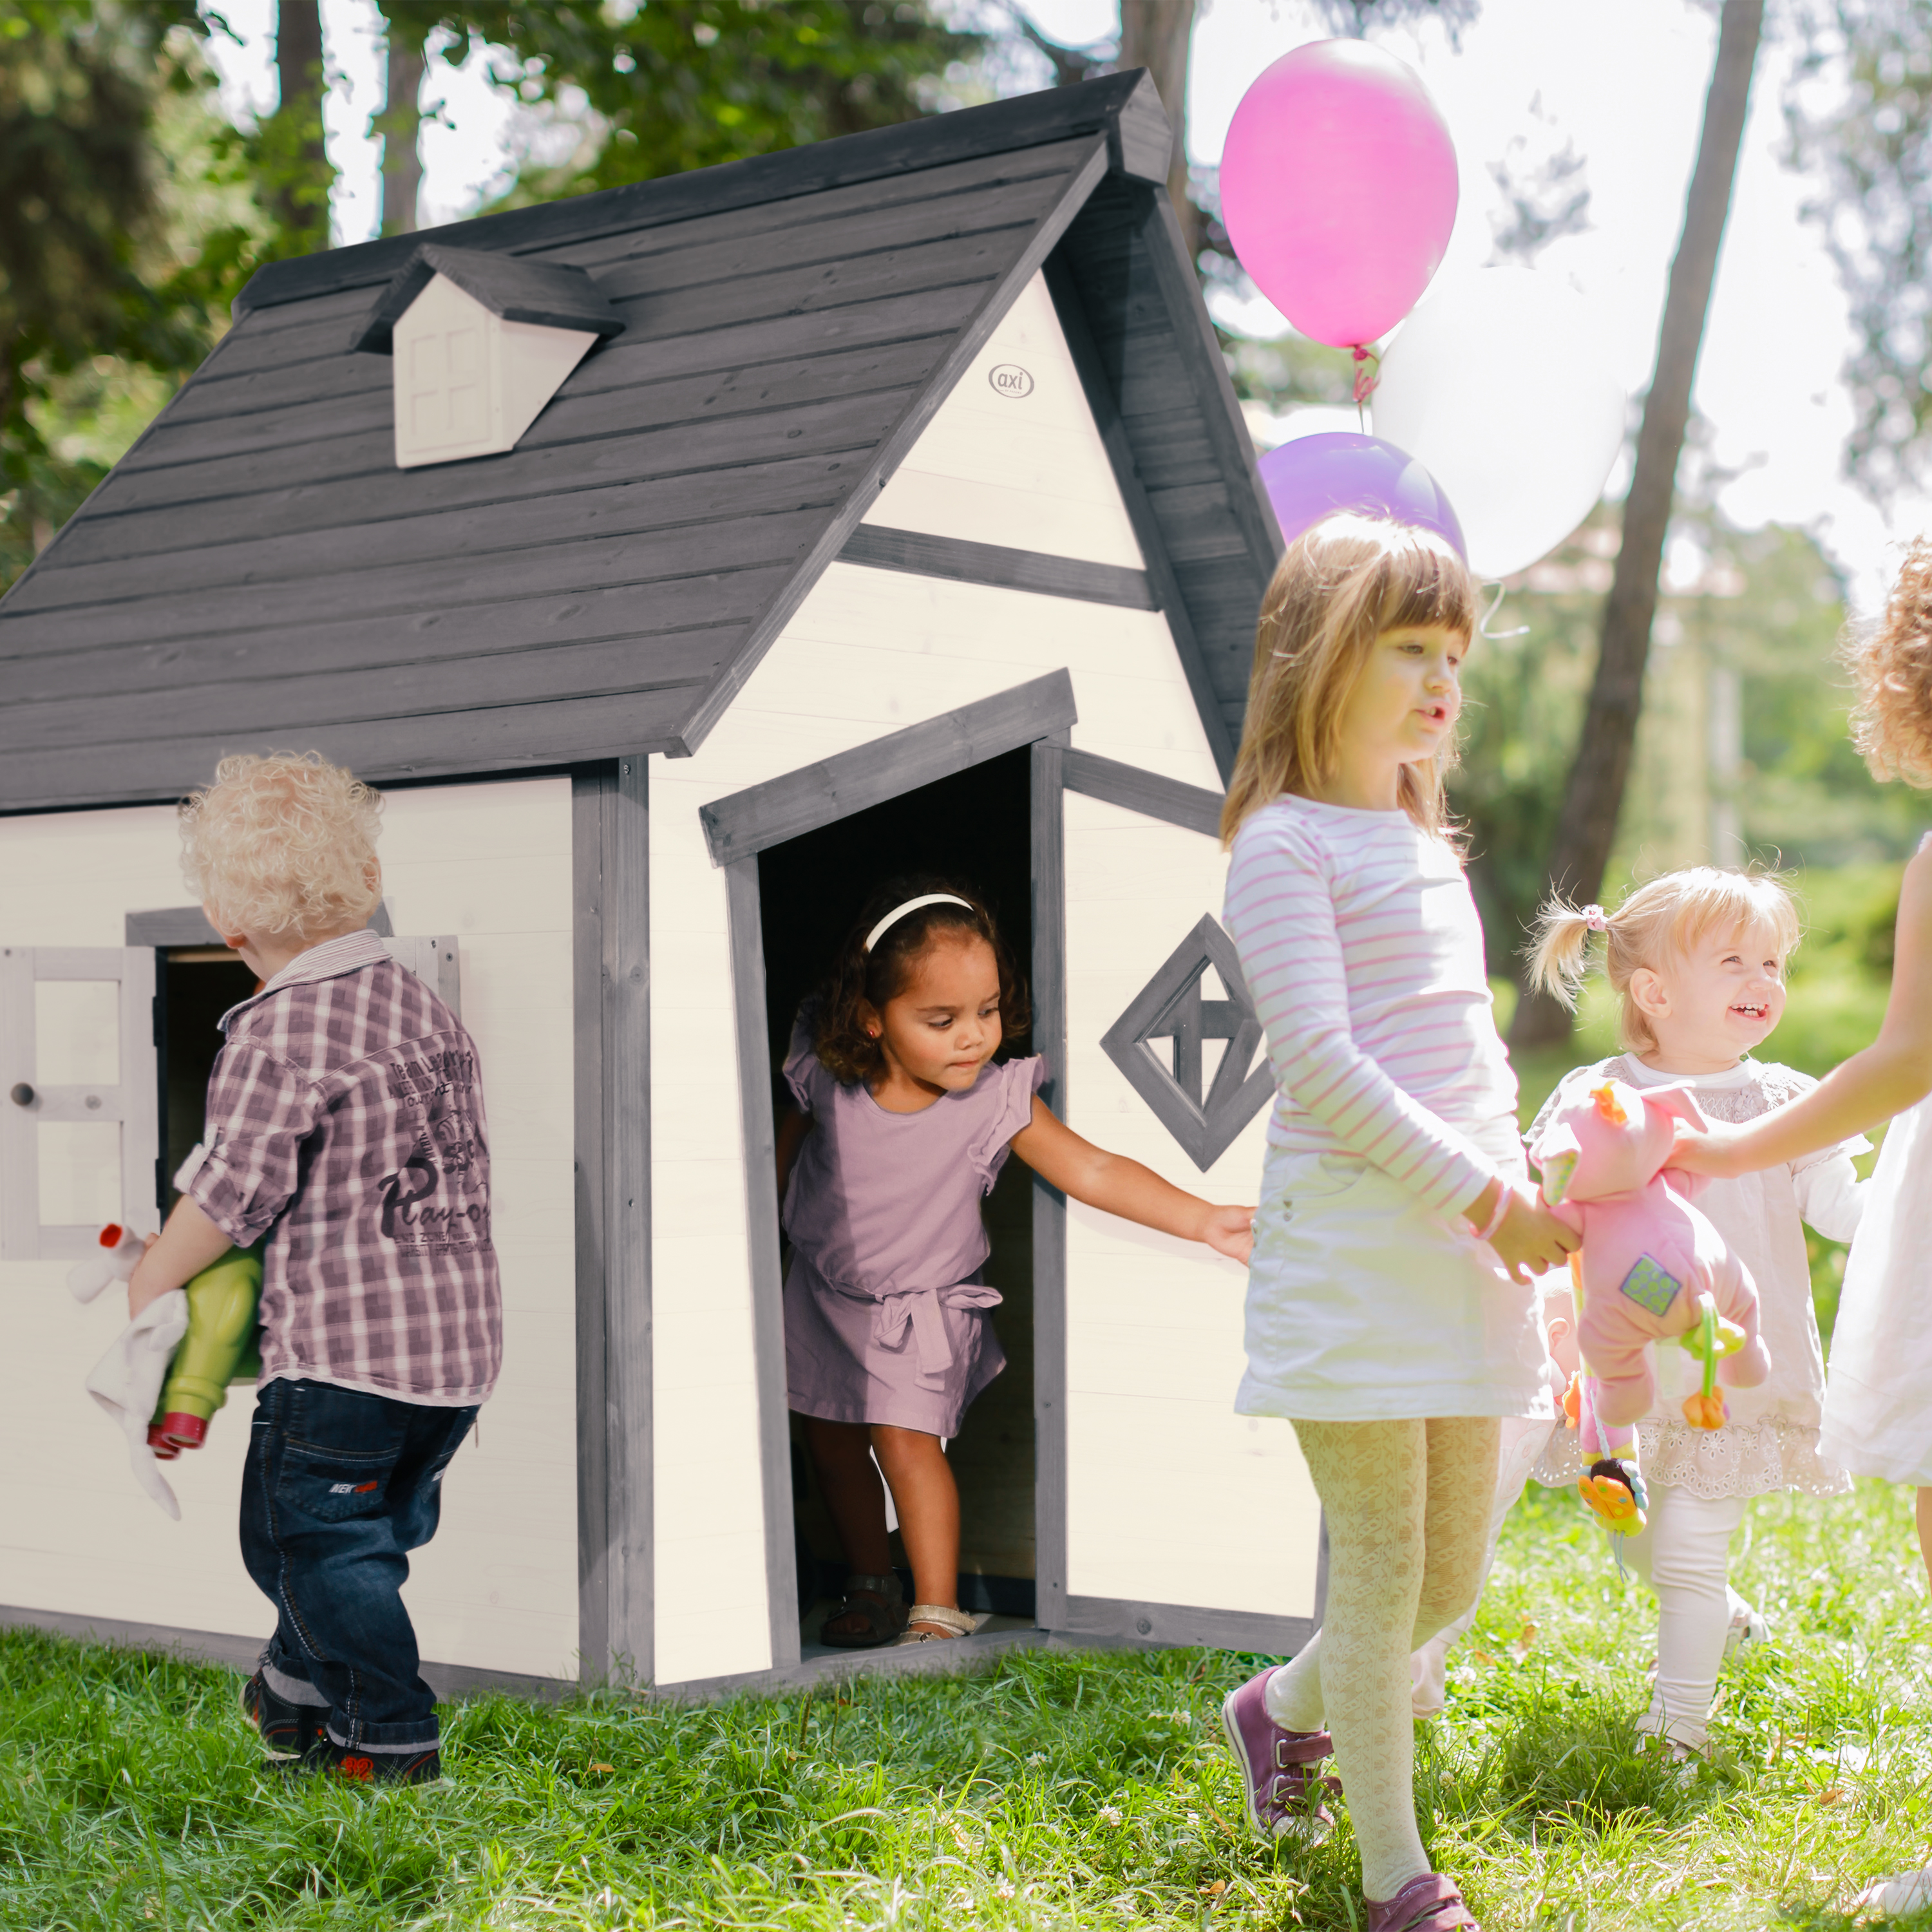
5, 583, 779, 704
231, 74, 1162, 315
0, 510, 824, 654
0, 687, 703, 811
158, 348, 388, 426
72, 292, 972, 520
48, 351, 934, 569
2, 631, 729, 753
14, 445, 868, 616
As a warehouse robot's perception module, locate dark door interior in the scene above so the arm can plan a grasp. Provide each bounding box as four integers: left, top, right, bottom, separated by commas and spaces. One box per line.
756, 746, 1037, 1631
156, 947, 260, 1213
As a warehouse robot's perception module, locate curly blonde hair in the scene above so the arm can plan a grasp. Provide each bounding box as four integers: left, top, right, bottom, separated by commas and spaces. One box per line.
1844, 536, 1932, 788
1220, 515, 1476, 847
1527, 867, 1801, 1053
179, 752, 384, 940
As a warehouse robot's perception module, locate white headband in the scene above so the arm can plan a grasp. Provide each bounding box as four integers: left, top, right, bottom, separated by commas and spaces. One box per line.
864, 893, 974, 953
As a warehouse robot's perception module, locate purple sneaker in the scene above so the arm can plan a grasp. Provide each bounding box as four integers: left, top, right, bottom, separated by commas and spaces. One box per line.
1364, 1873, 1479, 1932
1219, 1666, 1339, 1841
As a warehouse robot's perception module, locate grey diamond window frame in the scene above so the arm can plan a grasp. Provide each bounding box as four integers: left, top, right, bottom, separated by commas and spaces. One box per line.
1099, 913, 1273, 1172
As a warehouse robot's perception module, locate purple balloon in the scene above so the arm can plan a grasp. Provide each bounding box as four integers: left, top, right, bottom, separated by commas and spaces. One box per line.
1258, 432, 1466, 558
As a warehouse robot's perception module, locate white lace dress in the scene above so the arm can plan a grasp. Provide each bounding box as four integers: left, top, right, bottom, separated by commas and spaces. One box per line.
1531, 1056, 1867, 1501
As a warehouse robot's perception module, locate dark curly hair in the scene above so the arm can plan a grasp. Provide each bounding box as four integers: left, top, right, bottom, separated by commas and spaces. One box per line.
813, 875, 1030, 1086
1846, 535, 1932, 788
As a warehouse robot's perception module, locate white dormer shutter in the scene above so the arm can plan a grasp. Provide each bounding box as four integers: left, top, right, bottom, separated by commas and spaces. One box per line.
0, 947, 159, 1260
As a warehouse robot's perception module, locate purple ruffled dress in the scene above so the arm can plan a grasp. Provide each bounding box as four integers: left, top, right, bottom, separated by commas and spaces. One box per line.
781, 1027, 1047, 1436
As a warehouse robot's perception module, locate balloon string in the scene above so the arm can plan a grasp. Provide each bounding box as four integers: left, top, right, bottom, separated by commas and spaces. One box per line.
1480, 580, 1530, 641
1351, 345, 1380, 426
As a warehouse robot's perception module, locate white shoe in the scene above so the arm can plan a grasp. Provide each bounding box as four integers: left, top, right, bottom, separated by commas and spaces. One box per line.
1853, 1866, 1932, 1918
1723, 1587, 1770, 1660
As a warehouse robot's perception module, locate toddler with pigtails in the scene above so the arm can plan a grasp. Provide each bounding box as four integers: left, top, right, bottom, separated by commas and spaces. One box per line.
1524, 869, 1868, 1760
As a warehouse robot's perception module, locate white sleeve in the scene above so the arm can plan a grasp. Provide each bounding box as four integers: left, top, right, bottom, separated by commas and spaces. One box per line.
1792, 1146, 1868, 1243
1223, 813, 1499, 1215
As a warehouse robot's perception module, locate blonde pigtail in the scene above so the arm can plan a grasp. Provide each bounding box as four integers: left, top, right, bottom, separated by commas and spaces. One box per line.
1526, 898, 1604, 1010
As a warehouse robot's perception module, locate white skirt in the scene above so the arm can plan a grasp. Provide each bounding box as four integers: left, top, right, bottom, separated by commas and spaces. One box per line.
1237, 1144, 1553, 1424
1819, 1096, 1932, 1484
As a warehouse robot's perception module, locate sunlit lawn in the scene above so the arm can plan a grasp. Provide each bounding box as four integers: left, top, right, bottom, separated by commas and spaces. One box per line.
3, 1476, 1928, 1930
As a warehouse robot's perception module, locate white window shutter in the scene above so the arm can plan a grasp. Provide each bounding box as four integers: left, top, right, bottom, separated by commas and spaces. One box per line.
0, 947, 158, 1260
380, 936, 462, 1019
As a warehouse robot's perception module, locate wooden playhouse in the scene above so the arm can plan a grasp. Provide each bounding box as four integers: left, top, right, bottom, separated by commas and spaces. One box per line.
0, 71, 1324, 1698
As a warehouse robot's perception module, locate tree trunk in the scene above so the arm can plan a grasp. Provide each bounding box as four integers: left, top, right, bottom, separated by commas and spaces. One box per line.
1118, 0, 1200, 260
1509, 0, 1764, 1051
378, 19, 426, 237
273, 0, 330, 247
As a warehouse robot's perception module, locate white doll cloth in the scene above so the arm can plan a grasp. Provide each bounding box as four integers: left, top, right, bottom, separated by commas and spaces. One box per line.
85, 1289, 189, 1519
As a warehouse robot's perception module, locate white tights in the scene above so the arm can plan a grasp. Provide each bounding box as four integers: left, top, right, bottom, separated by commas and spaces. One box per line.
1263, 1417, 1499, 1903
1620, 1481, 1746, 1750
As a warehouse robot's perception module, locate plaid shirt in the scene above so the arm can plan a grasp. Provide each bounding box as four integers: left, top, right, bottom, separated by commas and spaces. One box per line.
184, 929, 501, 1406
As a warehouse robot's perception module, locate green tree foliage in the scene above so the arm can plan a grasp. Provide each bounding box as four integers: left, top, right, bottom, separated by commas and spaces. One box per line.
0, 0, 227, 587
1787, 1, 1932, 500
393, 0, 981, 202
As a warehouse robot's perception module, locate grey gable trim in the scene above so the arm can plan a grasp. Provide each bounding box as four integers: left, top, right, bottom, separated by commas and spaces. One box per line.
234, 73, 1172, 318
351, 244, 627, 355
1060, 748, 1221, 838
697, 670, 1077, 866
838, 526, 1155, 610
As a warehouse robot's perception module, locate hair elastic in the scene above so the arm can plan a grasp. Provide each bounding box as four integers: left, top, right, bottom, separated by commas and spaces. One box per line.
863, 893, 974, 954
1582, 904, 1610, 933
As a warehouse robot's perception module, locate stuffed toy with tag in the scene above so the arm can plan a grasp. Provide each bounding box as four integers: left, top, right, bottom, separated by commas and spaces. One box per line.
1528, 1079, 1771, 1535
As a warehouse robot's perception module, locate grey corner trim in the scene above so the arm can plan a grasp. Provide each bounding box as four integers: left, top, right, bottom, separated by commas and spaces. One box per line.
1097, 913, 1273, 1173
1057, 1596, 1313, 1656
699, 670, 1078, 867
1043, 249, 1238, 786
1106, 71, 1174, 185
837, 526, 1157, 611
0, 1605, 579, 1703
125, 900, 395, 946
1060, 748, 1223, 839
668, 140, 1112, 759
724, 856, 803, 1674
1030, 736, 1070, 1635
571, 757, 652, 1692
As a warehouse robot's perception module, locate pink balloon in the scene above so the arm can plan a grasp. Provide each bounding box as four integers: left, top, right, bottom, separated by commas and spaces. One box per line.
1220, 39, 1459, 349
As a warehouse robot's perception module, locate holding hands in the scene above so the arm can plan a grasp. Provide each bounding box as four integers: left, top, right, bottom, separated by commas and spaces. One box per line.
1464, 1176, 1580, 1286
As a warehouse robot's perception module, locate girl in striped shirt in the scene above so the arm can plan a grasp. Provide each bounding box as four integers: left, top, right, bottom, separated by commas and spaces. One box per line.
1215, 516, 1577, 1932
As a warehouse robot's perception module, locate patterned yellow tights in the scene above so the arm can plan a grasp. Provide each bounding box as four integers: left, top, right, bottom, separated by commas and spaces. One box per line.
1263, 1417, 1500, 1902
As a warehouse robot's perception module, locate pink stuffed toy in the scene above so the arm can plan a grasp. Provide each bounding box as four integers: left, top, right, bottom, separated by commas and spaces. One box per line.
1528, 1078, 1771, 1535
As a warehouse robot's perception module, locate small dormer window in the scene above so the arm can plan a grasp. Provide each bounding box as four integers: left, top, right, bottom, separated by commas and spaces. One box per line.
350, 243, 626, 469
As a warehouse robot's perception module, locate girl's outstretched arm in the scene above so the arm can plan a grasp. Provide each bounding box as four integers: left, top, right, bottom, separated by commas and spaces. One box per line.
1009, 1099, 1254, 1264
1677, 838, 1932, 1177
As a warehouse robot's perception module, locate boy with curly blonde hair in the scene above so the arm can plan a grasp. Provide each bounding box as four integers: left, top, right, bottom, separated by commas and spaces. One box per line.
128, 752, 498, 1786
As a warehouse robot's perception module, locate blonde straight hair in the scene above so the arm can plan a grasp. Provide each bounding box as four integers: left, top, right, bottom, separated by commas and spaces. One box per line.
1527, 869, 1803, 1053
1220, 515, 1478, 847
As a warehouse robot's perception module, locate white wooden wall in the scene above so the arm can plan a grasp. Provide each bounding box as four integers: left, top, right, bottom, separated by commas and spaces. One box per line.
649, 269, 1310, 1687
0, 777, 578, 1684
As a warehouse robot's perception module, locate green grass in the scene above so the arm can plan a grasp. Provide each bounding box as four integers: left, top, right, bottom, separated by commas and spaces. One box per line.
5, 1479, 1930, 1929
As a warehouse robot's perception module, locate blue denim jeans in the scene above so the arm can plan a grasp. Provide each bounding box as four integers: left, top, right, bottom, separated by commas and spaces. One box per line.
240, 1378, 477, 1754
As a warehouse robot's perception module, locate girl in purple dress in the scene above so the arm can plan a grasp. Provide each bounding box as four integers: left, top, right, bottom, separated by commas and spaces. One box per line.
779, 878, 1254, 1647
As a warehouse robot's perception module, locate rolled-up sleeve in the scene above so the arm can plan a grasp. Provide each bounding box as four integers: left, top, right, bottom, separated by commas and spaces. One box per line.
185, 1043, 320, 1246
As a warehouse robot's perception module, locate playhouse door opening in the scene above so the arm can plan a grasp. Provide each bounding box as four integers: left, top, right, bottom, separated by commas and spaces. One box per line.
156, 947, 260, 1215
757, 746, 1037, 1641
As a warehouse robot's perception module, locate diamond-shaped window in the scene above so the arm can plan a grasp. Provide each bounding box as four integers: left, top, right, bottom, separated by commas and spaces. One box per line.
1099, 915, 1273, 1171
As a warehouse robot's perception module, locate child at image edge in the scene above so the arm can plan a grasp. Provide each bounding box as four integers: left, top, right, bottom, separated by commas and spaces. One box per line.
1525, 868, 1867, 1759
127, 752, 497, 1786
1217, 515, 1578, 1932
778, 882, 1253, 1647
1676, 538, 1932, 1917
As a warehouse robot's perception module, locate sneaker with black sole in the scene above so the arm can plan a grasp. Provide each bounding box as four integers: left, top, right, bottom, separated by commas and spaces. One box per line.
240, 1670, 326, 1758
303, 1738, 444, 1785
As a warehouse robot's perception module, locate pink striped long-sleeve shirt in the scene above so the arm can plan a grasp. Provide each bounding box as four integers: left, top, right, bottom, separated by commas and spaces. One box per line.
1223, 794, 1522, 1215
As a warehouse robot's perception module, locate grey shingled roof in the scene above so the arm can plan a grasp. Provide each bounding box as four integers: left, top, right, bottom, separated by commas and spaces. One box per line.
350, 243, 629, 354
0, 72, 1279, 812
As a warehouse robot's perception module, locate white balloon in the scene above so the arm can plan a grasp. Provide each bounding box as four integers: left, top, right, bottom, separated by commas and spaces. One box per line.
1370, 268, 1625, 580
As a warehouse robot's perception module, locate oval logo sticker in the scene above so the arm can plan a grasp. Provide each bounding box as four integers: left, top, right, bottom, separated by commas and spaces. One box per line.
989, 364, 1035, 399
